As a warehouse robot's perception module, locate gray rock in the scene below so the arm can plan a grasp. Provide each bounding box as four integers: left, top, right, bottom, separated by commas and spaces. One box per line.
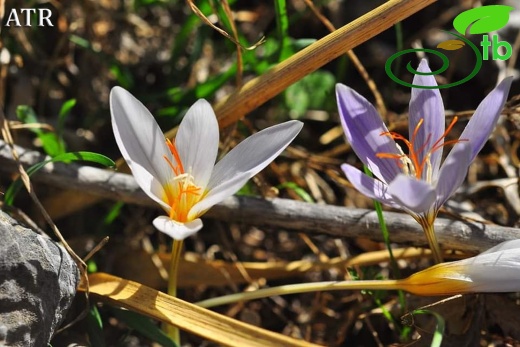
0, 211, 80, 347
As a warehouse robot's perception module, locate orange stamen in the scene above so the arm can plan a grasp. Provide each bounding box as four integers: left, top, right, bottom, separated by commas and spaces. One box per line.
430, 116, 459, 152
166, 138, 184, 174
163, 155, 180, 176
162, 139, 202, 222
376, 117, 466, 180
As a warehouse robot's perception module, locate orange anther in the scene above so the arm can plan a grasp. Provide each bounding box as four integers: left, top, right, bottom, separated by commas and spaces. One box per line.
166, 138, 184, 174
377, 117, 465, 179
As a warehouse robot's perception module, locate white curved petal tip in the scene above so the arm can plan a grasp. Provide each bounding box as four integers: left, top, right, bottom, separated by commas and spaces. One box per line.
188, 120, 303, 218
153, 216, 203, 240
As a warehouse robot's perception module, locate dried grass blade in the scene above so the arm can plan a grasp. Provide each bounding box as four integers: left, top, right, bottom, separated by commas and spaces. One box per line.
81, 272, 323, 347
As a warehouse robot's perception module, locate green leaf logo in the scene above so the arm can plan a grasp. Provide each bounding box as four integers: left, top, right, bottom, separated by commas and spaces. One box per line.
453, 5, 513, 35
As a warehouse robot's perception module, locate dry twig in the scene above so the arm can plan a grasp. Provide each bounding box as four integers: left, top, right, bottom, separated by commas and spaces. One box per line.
0, 140, 518, 253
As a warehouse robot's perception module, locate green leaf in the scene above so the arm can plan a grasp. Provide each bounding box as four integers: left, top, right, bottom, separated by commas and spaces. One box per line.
16, 105, 39, 126
110, 307, 178, 347
104, 201, 125, 225
49, 151, 115, 167
110, 64, 134, 89
277, 182, 314, 203
59, 98, 76, 119
284, 70, 335, 119
292, 38, 316, 51
58, 98, 76, 133
236, 180, 255, 196
453, 5, 513, 35
4, 151, 115, 205
406, 309, 445, 347
274, 0, 293, 61
159, 65, 236, 117
39, 132, 66, 157
69, 34, 91, 49
86, 306, 106, 347
16, 105, 66, 156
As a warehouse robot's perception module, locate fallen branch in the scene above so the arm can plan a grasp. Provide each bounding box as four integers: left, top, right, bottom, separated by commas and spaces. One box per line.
1, 140, 519, 253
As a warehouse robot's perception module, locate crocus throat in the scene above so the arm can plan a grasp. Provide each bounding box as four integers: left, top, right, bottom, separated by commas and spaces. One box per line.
162, 139, 203, 223
376, 117, 465, 183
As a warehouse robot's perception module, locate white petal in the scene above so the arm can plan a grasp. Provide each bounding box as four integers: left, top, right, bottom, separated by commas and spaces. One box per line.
153, 216, 203, 240
480, 239, 520, 255
132, 169, 170, 211
176, 99, 219, 190
452, 242, 520, 292
110, 87, 173, 202
188, 120, 303, 219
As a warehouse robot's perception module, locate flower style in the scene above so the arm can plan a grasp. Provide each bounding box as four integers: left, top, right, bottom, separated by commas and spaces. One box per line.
111, 87, 303, 240
401, 239, 520, 295
337, 59, 512, 262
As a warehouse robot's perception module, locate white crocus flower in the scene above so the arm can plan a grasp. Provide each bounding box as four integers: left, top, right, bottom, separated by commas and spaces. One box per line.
111, 87, 303, 240
402, 239, 520, 295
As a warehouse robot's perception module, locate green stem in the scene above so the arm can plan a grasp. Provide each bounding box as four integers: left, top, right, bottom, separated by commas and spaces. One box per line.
195, 279, 401, 308
363, 166, 407, 316
164, 239, 183, 344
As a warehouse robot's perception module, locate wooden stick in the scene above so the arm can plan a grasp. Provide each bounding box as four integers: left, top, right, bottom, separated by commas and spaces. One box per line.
1, 140, 518, 253
41, 0, 438, 217
207, 0, 436, 130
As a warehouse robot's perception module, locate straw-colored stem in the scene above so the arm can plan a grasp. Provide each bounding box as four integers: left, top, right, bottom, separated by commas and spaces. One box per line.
195, 279, 401, 308
81, 272, 322, 347
212, 0, 435, 129
164, 240, 183, 343
162, 0, 436, 138
422, 222, 444, 264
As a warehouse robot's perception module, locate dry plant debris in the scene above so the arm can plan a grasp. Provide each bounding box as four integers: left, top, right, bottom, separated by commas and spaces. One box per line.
1, 0, 520, 346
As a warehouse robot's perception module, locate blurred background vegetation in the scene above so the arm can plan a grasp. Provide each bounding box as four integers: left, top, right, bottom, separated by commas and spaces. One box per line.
1, 0, 520, 346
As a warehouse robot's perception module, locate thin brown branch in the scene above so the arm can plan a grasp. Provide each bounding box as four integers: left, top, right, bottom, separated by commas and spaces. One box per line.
186, 0, 265, 51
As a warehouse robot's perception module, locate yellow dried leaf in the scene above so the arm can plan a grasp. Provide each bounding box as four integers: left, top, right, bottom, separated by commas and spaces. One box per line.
80, 273, 323, 347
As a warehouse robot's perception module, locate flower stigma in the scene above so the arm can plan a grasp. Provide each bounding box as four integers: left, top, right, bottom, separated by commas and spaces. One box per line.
376, 116, 466, 183
162, 138, 203, 222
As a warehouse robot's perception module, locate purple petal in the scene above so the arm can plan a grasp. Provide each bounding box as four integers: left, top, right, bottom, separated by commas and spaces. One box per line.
459, 77, 513, 161
341, 164, 401, 209
409, 59, 445, 180
387, 174, 436, 213
336, 84, 401, 184
435, 142, 472, 207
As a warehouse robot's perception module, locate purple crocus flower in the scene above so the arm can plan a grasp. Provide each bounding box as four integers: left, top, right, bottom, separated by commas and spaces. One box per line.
337, 59, 512, 263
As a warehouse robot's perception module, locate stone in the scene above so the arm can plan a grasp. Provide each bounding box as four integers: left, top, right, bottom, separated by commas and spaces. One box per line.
0, 211, 80, 347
